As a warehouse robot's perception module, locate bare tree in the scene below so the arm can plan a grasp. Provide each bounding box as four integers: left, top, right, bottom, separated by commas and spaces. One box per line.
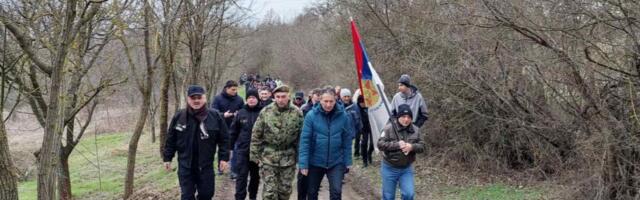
0, 24, 19, 200
158, 0, 185, 157
122, 0, 156, 198
0, 1, 110, 198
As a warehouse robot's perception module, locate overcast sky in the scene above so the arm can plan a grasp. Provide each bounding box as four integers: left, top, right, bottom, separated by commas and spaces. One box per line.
239, 0, 319, 23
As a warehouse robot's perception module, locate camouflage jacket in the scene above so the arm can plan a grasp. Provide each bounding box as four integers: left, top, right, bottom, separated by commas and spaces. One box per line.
250, 103, 303, 166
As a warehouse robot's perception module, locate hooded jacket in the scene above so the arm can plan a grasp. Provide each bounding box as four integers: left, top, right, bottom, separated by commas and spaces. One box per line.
390, 85, 429, 128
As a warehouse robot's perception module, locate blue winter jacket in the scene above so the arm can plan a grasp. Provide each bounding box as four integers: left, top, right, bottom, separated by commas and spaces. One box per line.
298, 103, 353, 169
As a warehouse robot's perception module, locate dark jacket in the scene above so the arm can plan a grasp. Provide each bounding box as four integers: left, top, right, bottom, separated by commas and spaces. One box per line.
163, 108, 230, 169
377, 121, 425, 168
229, 104, 262, 155
346, 103, 363, 138
298, 103, 353, 169
300, 101, 315, 116
212, 91, 245, 127
259, 98, 273, 108
358, 104, 371, 134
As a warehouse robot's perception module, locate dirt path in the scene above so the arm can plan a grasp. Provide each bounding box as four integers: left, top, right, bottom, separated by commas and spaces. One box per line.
215, 170, 373, 200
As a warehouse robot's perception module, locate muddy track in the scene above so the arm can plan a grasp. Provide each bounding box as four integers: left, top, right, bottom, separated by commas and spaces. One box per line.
214, 169, 377, 200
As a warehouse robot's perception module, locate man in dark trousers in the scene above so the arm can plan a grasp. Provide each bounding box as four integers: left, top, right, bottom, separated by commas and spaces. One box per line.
355, 95, 374, 167
229, 89, 263, 200
298, 88, 353, 200
163, 85, 230, 200
212, 80, 245, 127
212, 80, 244, 178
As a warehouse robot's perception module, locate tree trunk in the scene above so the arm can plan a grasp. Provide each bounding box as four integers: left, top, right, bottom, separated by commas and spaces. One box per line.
58, 153, 72, 200
0, 115, 18, 200
123, 0, 154, 198
123, 98, 150, 199
150, 108, 156, 143
159, 55, 171, 155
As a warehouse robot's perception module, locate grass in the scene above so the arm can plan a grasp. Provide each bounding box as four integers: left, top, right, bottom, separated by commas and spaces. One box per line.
352, 156, 547, 200
18, 132, 180, 200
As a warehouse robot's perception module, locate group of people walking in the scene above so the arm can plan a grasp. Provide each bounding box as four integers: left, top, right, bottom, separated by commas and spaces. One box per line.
162, 74, 428, 200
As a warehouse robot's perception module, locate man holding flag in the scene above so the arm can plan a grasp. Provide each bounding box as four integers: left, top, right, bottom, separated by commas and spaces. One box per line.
351, 18, 425, 200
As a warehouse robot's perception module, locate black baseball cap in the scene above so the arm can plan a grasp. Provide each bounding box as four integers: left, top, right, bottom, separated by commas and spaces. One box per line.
187, 85, 206, 96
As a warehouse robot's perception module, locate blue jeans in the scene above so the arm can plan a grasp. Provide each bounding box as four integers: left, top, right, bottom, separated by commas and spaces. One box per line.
307, 164, 345, 200
381, 162, 415, 200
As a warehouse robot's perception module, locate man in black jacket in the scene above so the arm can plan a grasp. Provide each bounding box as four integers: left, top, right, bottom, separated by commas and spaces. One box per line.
212, 80, 244, 178
212, 80, 245, 128
229, 89, 262, 200
163, 85, 230, 200
258, 87, 273, 108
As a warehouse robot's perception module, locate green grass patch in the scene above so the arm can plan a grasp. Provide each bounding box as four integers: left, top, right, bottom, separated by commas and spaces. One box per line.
238, 85, 246, 99
19, 132, 179, 200
443, 184, 545, 200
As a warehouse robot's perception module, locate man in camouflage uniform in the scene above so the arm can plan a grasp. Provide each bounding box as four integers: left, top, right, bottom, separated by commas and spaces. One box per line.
250, 85, 303, 200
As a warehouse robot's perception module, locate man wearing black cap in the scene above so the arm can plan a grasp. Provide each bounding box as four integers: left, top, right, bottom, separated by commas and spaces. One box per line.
391, 74, 429, 128
293, 91, 305, 108
229, 89, 262, 200
378, 104, 425, 200
163, 85, 230, 200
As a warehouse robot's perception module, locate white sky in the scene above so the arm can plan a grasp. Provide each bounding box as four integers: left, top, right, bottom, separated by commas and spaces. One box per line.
239, 0, 319, 23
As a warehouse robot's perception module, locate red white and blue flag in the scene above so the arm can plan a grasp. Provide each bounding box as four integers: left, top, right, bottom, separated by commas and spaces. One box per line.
351, 19, 390, 151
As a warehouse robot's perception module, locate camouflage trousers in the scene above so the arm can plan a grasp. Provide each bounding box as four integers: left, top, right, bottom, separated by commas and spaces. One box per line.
260, 164, 296, 200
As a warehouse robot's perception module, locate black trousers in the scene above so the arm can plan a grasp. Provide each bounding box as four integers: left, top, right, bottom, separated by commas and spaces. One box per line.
297, 170, 309, 200
235, 158, 260, 200
354, 131, 362, 155
361, 131, 375, 165
178, 166, 215, 200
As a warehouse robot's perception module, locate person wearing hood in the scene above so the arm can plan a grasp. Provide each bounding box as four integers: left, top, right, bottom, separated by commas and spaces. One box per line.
230, 89, 263, 200
378, 104, 426, 200
298, 88, 353, 200
163, 85, 230, 200
212, 80, 244, 179
390, 74, 429, 128
293, 91, 305, 108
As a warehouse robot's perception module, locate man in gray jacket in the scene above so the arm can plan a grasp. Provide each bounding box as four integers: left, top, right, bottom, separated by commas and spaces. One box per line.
390, 74, 429, 128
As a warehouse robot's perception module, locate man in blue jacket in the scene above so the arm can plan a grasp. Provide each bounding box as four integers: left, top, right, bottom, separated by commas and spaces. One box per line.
298, 88, 353, 200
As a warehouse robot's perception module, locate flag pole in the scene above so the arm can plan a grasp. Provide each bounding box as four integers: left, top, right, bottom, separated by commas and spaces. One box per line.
375, 83, 400, 141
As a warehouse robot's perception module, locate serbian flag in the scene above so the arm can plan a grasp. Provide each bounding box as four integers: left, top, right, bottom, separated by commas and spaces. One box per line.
351, 19, 390, 151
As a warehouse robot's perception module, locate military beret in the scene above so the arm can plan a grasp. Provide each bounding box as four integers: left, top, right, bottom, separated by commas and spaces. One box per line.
272, 85, 290, 94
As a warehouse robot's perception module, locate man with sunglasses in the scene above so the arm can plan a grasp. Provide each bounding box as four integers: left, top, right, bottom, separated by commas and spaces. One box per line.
163, 85, 230, 200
